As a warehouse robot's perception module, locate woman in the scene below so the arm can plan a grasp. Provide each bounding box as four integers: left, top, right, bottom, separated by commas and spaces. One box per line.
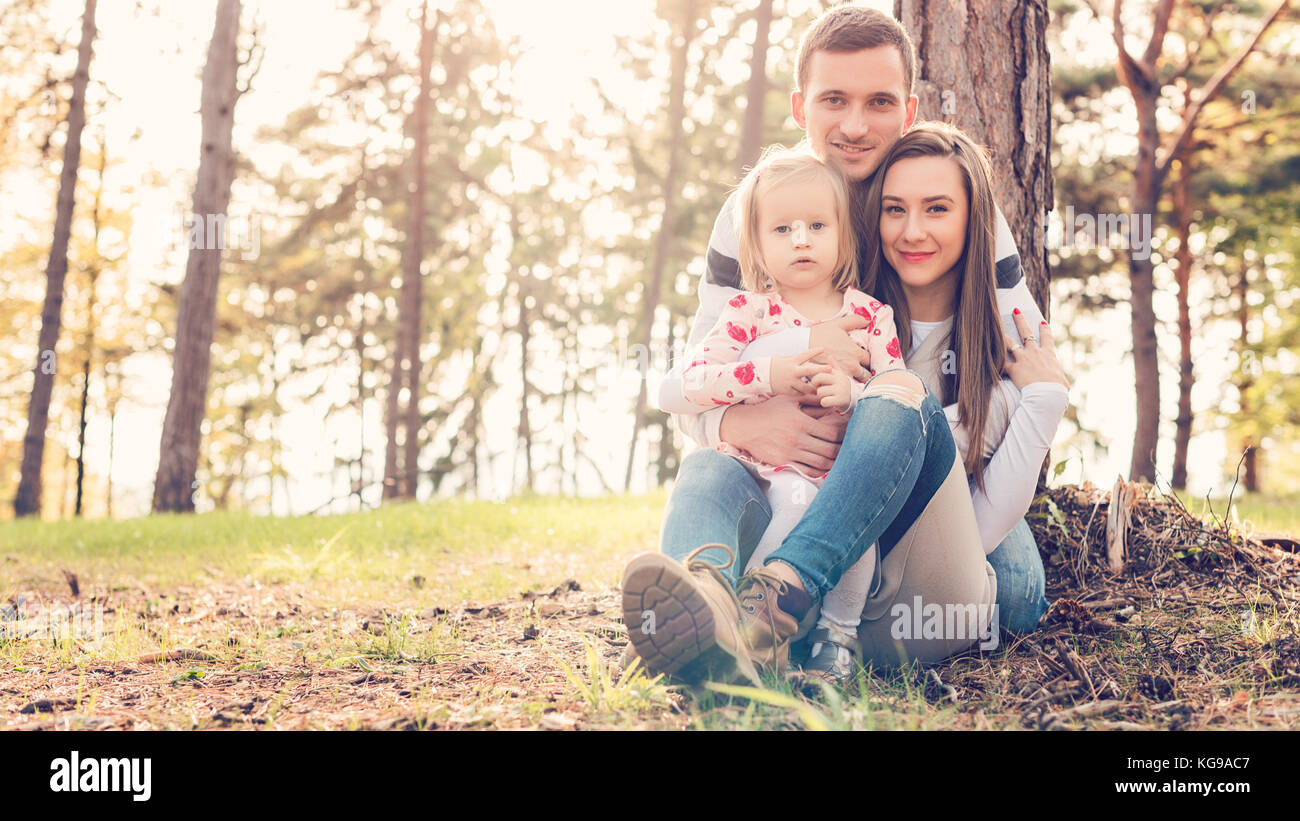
624, 122, 1069, 682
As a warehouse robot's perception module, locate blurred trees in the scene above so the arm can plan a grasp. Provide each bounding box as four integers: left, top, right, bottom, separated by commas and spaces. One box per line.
1, 0, 1297, 517
13, 0, 96, 517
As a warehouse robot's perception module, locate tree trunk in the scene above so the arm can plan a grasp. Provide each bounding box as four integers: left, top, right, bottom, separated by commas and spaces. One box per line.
106, 380, 116, 519
625, 0, 696, 491
74, 131, 107, 517
895, 0, 1053, 310
399, 0, 435, 500
1126, 106, 1161, 483
1237, 263, 1258, 493
383, 341, 402, 500
14, 0, 97, 518
655, 318, 678, 486
74, 334, 91, 516
152, 0, 242, 512
516, 275, 534, 493
1109, 0, 1288, 482
738, 0, 773, 175
1170, 150, 1194, 489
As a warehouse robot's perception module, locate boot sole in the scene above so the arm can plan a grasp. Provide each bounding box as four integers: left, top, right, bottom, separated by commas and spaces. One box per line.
621, 553, 758, 686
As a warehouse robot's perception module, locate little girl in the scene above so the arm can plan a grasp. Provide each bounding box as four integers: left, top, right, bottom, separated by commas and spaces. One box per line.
678, 147, 905, 684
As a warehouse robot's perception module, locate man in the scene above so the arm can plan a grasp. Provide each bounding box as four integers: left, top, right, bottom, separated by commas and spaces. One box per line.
621, 4, 1047, 685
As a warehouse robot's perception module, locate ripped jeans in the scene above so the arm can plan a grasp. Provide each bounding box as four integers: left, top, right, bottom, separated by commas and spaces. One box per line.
764, 370, 955, 601
658, 370, 1050, 633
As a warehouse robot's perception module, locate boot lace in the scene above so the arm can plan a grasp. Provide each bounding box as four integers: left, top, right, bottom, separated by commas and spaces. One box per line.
736, 566, 792, 649
682, 544, 745, 614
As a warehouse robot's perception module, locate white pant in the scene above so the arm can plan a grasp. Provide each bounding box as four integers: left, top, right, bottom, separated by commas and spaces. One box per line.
743, 470, 878, 633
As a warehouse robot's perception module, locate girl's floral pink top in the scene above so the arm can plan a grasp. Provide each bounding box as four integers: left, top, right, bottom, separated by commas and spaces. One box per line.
680, 287, 905, 412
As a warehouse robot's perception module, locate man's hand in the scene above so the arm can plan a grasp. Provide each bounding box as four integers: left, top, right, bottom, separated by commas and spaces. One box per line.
810, 365, 853, 412
717, 395, 847, 475
810, 315, 871, 377
770, 348, 832, 397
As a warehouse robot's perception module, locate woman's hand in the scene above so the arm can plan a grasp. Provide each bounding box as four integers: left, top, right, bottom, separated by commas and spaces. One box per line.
1003, 310, 1069, 390
771, 348, 832, 397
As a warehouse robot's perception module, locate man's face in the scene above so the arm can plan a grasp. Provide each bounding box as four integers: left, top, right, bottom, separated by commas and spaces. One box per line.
791, 46, 919, 184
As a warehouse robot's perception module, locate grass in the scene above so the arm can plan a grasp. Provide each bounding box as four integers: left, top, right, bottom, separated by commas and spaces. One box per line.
1, 486, 1297, 730
1, 490, 667, 606
1209, 492, 1300, 539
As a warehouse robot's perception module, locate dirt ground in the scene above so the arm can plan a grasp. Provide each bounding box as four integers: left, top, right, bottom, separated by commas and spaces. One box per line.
4, 483, 1299, 730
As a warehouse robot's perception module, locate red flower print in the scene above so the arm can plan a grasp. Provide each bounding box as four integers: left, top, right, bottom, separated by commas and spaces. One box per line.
733, 362, 756, 385
727, 390, 734, 398
873, 329, 881, 336
726, 322, 748, 343
749, 325, 757, 341
729, 294, 747, 308
886, 338, 901, 359
852, 305, 871, 320
870, 300, 882, 311
689, 360, 707, 368
769, 300, 781, 316
794, 319, 801, 326
713, 399, 729, 405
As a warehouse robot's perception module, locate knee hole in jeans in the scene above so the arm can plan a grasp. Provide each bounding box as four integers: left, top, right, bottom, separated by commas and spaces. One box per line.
862, 370, 925, 411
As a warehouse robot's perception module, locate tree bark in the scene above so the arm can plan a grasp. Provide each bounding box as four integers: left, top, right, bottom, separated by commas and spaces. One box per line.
895, 0, 1053, 310
738, 0, 773, 175
74, 131, 107, 517
382, 341, 402, 499
152, 0, 242, 512
399, 0, 435, 500
1170, 150, 1194, 489
1110, 0, 1289, 482
1237, 263, 1258, 492
14, 0, 97, 518
625, 0, 696, 491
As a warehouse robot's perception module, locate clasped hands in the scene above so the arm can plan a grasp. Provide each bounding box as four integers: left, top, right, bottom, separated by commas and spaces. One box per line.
769, 314, 873, 412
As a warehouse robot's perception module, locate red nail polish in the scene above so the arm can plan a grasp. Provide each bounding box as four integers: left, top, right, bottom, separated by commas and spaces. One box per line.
1041, 320, 1048, 325
1013, 308, 1021, 316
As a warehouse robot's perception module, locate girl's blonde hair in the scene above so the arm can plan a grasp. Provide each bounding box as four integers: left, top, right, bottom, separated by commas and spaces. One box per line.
735, 146, 859, 294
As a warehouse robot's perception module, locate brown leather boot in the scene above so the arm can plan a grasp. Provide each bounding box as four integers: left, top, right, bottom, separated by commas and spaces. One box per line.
621, 545, 760, 686
736, 565, 814, 676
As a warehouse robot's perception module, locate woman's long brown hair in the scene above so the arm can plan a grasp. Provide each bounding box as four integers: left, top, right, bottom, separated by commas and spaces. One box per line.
859, 122, 1007, 492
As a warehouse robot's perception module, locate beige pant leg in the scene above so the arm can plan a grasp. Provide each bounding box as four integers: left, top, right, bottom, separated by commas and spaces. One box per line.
857, 451, 998, 667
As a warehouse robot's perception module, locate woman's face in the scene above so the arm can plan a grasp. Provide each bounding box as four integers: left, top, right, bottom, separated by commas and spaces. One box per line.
878, 155, 969, 301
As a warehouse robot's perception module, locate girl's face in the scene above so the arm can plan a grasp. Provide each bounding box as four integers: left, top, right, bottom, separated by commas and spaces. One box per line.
879, 155, 969, 300
756, 176, 841, 295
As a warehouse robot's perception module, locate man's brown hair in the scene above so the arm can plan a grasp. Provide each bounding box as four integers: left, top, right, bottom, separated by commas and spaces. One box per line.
795, 4, 917, 97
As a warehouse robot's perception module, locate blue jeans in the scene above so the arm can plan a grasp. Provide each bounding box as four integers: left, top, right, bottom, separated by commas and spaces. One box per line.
986, 517, 1050, 633
661, 372, 951, 597
659, 373, 1050, 635
766, 375, 955, 600
659, 448, 771, 587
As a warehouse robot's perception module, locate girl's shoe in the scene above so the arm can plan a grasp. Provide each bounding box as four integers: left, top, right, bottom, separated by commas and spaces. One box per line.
799, 626, 860, 688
